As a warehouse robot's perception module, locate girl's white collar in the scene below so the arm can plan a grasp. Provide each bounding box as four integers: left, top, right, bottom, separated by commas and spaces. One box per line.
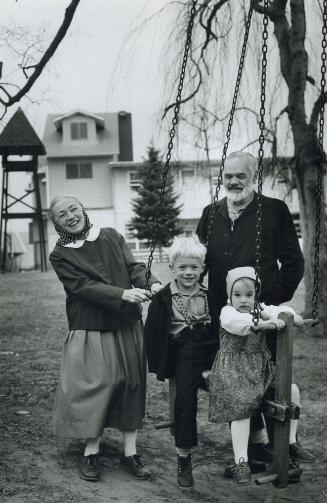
63, 226, 100, 248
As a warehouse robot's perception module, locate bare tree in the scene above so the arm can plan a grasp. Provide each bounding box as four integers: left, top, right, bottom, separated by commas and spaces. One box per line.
0, 0, 81, 120
159, 0, 327, 333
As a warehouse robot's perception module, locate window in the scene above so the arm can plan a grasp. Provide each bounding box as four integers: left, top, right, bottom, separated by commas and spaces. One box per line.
129, 171, 141, 190
125, 224, 136, 240
70, 122, 88, 140
181, 168, 195, 188
66, 162, 93, 179
181, 168, 195, 182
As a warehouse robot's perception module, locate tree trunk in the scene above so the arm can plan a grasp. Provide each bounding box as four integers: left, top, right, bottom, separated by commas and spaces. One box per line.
294, 137, 327, 335
270, 0, 327, 335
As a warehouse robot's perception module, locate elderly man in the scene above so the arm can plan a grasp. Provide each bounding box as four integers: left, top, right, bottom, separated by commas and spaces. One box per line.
197, 151, 304, 328
196, 151, 314, 472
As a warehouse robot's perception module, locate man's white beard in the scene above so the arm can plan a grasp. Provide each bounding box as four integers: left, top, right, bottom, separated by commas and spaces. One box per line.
226, 186, 253, 204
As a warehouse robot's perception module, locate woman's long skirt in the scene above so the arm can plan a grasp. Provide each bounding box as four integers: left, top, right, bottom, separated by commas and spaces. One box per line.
53, 320, 146, 438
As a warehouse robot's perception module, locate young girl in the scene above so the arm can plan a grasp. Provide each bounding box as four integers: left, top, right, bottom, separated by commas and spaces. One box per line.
208, 266, 304, 485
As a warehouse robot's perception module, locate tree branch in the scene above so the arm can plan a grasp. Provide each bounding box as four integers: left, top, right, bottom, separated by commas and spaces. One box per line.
252, 0, 266, 15
199, 0, 229, 54
307, 75, 315, 85
162, 57, 203, 119
287, 0, 308, 130
0, 85, 12, 103
253, 0, 293, 87
253, 0, 287, 16
271, 10, 293, 87
0, 0, 80, 108
275, 105, 288, 121
310, 91, 327, 130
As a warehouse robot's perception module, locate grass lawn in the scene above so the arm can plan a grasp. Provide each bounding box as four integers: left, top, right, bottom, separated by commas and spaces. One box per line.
0, 266, 326, 503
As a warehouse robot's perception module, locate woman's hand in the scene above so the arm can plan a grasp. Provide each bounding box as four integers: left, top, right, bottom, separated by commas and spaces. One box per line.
122, 288, 152, 304
150, 282, 163, 294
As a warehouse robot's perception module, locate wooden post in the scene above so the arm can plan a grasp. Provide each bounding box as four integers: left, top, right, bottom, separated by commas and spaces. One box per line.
272, 311, 294, 488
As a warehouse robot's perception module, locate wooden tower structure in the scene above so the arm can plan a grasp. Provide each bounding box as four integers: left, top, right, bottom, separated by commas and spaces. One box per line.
0, 108, 47, 272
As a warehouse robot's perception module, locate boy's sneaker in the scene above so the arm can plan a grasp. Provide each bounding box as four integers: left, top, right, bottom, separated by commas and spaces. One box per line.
289, 442, 315, 463
177, 454, 194, 488
248, 442, 273, 463
234, 458, 251, 485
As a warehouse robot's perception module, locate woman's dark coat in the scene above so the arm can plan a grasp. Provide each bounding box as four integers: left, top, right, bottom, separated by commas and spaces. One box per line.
50, 227, 158, 331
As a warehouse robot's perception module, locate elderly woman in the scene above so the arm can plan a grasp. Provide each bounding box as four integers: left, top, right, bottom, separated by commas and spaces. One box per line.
49, 195, 161, 482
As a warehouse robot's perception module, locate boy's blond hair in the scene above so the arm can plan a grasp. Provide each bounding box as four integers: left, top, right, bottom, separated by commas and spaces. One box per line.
168, 235, 207, 266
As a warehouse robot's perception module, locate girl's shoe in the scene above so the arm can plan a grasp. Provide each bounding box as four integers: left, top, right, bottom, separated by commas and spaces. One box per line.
234, 458, 251, 485
248, 442, 273, 463
289, 442, 315, 463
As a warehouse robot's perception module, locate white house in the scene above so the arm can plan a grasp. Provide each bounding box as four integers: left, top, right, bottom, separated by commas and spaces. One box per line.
108, 159, 303, 258
34, 108, 309, 267
39, 109, 133, 256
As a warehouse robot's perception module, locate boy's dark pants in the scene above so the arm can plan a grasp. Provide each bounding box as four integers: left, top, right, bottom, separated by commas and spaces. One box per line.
171, 324, 219, 449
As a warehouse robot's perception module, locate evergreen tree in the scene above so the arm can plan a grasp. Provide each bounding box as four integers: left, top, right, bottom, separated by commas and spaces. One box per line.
130, 146, 183, 256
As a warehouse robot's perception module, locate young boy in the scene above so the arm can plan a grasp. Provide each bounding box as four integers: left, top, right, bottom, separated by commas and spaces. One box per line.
144, 236, 219, 488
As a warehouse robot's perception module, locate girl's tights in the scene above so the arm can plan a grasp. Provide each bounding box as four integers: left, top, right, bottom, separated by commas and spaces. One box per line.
84, 430, 138, 457
231, 383, 300, 464
231, 418, 250, 463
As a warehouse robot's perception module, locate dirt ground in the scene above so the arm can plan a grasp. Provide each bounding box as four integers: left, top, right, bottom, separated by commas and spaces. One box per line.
0, 265, 326, 503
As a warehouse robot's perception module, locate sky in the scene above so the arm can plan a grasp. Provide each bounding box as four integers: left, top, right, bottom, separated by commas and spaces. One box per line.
0, 1, 325, 159
0, 0, 177, 232
0, 0, 174, 160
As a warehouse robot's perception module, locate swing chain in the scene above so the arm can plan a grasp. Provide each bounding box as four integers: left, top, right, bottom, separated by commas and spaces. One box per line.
145, 0, 198, 289
253, 0, 269, 325
205, 0, 254, 245
312, 0, 327, 319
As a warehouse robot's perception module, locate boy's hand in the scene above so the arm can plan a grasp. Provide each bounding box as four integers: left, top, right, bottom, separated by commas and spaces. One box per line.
150, 282, 163, 294
122, 289, 152, 304
293, 314, 304, 327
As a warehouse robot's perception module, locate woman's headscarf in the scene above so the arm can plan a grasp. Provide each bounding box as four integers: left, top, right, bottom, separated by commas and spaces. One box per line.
226, 266, 258, 299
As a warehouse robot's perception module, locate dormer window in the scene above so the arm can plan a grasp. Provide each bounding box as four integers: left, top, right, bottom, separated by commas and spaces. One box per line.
70, 122, 88, 140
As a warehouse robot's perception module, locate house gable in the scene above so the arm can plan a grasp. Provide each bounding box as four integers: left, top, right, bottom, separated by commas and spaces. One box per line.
53, 109, 105, 131
43, 111, 120, 158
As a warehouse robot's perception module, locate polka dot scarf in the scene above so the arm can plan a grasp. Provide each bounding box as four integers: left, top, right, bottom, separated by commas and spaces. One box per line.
54, 209, 93, 246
